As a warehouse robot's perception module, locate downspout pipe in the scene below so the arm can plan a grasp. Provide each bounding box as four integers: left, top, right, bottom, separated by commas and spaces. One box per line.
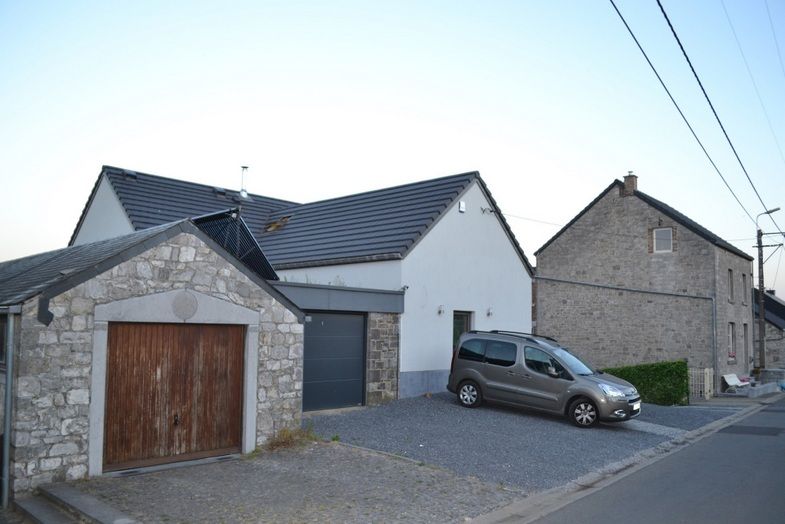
2, 304, 21, 508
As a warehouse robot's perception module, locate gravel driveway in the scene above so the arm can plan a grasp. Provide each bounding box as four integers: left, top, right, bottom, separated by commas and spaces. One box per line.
307, 392, 738, 492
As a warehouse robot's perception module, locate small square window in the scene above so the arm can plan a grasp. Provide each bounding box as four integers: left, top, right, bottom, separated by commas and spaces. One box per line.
653, 228, 673, 253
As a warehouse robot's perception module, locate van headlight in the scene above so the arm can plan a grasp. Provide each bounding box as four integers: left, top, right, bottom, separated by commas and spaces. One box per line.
598, 383, 626, 399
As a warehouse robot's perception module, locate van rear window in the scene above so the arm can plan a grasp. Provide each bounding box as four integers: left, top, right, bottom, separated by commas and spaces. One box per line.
458, 339, 485, 362
485, 341, 517, 367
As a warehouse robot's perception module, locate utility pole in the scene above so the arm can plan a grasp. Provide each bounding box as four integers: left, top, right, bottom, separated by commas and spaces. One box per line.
757, 226, 766, 369
755, 207, 780, 370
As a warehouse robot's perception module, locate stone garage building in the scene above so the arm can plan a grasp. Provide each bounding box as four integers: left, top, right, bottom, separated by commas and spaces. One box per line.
0, 212, 305, 494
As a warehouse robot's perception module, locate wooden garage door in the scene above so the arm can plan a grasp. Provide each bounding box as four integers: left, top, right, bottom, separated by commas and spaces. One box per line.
104, 322, 244, 471
303, 313, 365, 411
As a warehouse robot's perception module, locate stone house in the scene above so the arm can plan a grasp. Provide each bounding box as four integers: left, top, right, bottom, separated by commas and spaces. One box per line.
753, 289, 785, 368
535, 174, 754, 387
0, 212, 308, 494
68, 165, 533, 402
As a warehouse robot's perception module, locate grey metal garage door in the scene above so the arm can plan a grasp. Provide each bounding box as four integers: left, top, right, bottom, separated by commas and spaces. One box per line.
303, 313, 366, 411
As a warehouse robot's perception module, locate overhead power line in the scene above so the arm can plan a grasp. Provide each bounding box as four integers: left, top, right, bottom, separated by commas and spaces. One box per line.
721, 0, 785, 168
655, 0, 785, 237
607, 0, 755, 224
765, 0, 785, 86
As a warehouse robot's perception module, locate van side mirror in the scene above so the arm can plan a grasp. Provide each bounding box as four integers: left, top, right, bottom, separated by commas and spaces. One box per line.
547, 366, 560, 378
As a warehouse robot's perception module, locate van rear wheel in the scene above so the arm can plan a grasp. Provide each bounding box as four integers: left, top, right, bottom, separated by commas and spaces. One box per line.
568, 397, 599, 427
458, 381, 482, 408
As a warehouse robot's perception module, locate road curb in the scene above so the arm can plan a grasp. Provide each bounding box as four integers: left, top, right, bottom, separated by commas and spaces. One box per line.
470, 393, 783, 524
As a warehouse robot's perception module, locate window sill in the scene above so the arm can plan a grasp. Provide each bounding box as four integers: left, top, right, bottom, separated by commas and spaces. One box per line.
727, 358, 737, 365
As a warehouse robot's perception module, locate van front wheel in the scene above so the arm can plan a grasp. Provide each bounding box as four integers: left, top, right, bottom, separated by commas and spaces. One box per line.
458, 381, 482, 408
568, 397, 599, 427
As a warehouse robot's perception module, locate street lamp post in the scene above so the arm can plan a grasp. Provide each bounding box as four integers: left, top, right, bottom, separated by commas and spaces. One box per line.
756, 207, 780, 370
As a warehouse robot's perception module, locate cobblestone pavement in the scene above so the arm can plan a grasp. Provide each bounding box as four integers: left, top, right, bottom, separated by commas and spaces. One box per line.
75, 442, 524, 523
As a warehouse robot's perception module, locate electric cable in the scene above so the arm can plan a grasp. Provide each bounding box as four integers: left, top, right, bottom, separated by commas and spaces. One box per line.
656, 0, 784, 237
764, 0, 785, 87
721, 0, 785, 168
607, 0, 756, 225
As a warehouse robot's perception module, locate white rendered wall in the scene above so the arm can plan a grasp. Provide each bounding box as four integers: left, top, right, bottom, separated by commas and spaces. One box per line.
400, 182, 532, 374
72, 176, 134, 245
277, 259, 402, 291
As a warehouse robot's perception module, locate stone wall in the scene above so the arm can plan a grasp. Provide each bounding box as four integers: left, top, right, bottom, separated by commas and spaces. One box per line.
536, 187, 715, 295
714, 247, 755, 376
536, 184, 752, 378
11, 232, 303, 492
536, 278, 713, 368
365, 313, 400, 405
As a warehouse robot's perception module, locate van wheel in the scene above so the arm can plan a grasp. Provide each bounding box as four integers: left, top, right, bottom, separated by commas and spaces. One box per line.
568, 397, 598, 428
458, 381, 482, 408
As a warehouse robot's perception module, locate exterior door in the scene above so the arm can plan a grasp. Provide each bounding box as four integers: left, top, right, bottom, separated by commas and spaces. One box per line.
303, 313, 365, 411
104, 322, 244, 471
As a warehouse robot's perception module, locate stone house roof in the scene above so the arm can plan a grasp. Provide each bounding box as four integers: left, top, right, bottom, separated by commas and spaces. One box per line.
754, 289, 785, 331
0, 213, 302, 322
70, 165, 534, 275
535, 179, 753, 261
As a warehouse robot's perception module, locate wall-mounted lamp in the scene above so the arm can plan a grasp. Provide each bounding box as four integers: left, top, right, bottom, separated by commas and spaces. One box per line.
437, 305, 445, 315
486, 307, 493, 317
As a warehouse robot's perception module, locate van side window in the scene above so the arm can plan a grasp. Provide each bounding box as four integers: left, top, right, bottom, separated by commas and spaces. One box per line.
525, 346, 564, 376
485, 341, 517, 367
458, 339, 485, 362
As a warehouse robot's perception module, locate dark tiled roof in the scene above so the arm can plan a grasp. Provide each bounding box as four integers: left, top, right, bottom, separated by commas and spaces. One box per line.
1, 213, 284, 307
69, 166, 298, 246
75, 166, 533, 273
535, 180, 753, 261
754, 289, 785, 331
0, 223, 177, 306
259, 172, 481, 267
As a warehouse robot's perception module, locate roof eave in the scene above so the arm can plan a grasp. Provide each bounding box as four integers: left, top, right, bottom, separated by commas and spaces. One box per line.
273, 253, 404, 270
34, 221, 304, 324
535, 180, 622, 256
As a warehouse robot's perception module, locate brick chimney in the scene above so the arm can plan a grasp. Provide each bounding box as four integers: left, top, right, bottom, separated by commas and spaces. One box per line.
622, 171, 637, 196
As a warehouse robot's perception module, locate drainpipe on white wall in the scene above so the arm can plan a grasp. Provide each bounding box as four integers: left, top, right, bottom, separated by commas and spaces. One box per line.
1, 305, 20, 509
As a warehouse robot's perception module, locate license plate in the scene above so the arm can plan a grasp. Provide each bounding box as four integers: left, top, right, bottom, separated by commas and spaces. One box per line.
632, 402, 641, 411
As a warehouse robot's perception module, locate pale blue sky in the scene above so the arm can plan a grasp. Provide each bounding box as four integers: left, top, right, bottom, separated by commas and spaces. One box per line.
2, 1, 784, 292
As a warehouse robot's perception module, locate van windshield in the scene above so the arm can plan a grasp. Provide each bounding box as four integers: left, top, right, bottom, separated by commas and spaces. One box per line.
552, 347, 594, 376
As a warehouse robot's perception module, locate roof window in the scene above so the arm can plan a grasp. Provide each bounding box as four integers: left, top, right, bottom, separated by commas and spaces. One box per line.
265, 216, 291, 232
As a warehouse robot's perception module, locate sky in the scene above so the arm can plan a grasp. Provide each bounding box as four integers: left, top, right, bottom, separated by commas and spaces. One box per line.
2, 0, 784, 293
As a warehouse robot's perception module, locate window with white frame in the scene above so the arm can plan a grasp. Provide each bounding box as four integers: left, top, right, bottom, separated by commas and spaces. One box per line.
728, 269, 734, 302
728, 322, 736, 359
653, 228, 673, 252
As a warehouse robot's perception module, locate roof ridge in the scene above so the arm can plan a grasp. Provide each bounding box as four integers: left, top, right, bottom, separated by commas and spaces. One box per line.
273, 171, 479, 211
102, 165, 300, 206
632, 188, 752, 260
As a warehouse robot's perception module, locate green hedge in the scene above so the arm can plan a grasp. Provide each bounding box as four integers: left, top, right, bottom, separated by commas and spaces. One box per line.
602, 360, 689, 406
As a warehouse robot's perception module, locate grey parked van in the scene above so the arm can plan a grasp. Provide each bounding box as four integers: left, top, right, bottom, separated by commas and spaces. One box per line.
447, 331, 641, 427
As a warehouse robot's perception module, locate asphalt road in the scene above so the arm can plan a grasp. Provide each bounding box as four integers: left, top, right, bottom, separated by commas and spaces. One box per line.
533, 397, 785, 524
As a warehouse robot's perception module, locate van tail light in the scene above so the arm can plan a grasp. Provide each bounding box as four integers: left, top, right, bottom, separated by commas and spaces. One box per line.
450, 347, 458, 374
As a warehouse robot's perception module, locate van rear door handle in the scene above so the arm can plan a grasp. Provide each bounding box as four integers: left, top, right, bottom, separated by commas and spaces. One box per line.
507, 371, 531, 378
